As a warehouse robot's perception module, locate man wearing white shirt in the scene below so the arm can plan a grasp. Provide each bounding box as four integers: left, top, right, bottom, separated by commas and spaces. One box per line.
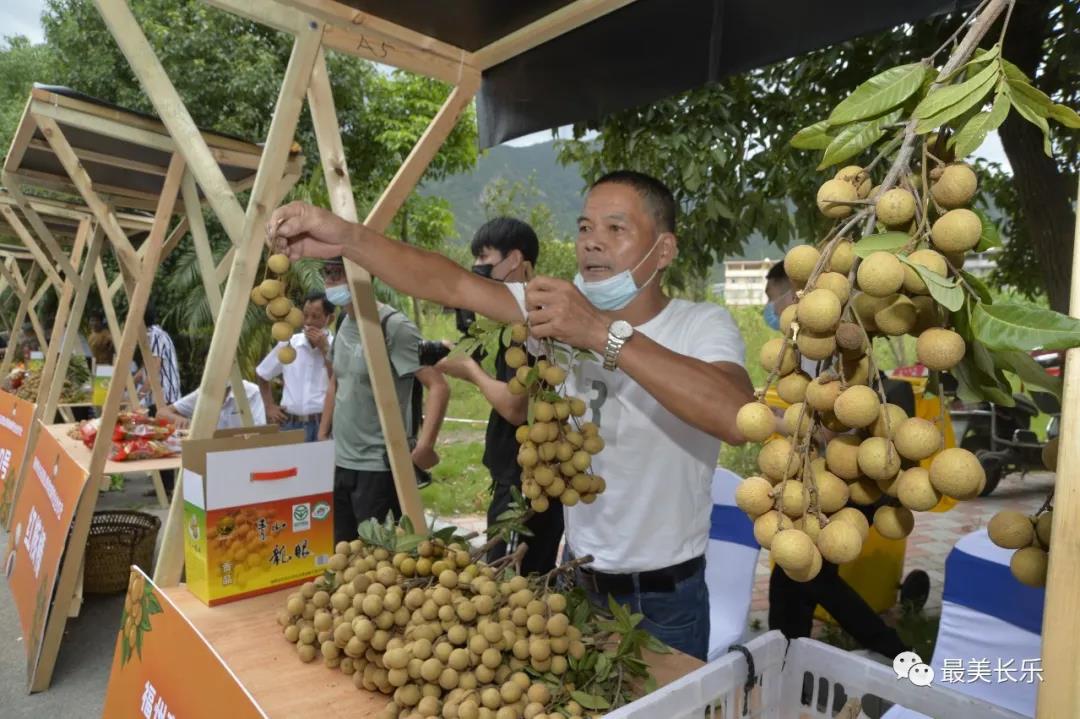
256, 292, 334, 441
158, 380, 267, 430
267, 170, 755, 660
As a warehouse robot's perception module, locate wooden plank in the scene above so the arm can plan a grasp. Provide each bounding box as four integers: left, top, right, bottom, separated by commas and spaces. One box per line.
1038, 175, 1080, 716
30, 152, 186, 692
45, 423, 182, 476
307, 47, 429, 530
31, 115, 145, 278
91, 0, 249, 242
473, 0, 636, 69
154, 25, 323, 587
94, 259, 142, 404
30, 86, 264, 157
2, 178, 81, 280
27, 137, 169, 177
181, 171, 254, 425
27, 98, 264, 172
2, 95, 38, 174
0, 206, 64, 288
205, 0, 479, 86
42, 223, 102, 421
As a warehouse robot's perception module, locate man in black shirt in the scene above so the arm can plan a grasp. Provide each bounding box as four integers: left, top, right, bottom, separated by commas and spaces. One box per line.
437, 218, 564, 574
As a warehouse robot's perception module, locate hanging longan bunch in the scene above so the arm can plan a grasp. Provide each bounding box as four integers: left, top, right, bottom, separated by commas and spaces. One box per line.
987, 440, 1057, 588
277, 534, 603, 719
501, 323, 607, 513
734, 149, 990, 583
250, 252, 302, 364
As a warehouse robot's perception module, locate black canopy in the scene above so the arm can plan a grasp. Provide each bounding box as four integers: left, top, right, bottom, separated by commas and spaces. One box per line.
343, 0, 968, 148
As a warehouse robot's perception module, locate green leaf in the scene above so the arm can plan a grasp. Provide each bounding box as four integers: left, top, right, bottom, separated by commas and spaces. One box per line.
1008, 86, 1054, 156
570, 691, 611, 710
146, 595, 163, 615
791, 120, 834, 149
1047, 103, 1080, 129
993, 350, 1063, 398
827, 63, 929, 125
970, 208, 1002, 252
914, 61, 999, 120
595, 652, 611, 680
972, 303, 1080, 351
643, 634, 671, 654
121, 635, 131, 665
817, 109, 901, 170
643, 675, 658, 694
952, 355, 1015, 406
901, 259, 963, 311
952, 88, 1010, 158
853, 232, 910, 258
915, 68, 998, 134
960, 271, 993, 304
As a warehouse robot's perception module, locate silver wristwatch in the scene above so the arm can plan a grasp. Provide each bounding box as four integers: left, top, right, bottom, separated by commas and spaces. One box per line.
603, 320, 634, 371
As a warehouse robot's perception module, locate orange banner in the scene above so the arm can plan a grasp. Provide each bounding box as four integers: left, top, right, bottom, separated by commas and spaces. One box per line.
3, 419, 89, 683
102, 567, 267, 718
0, 390, 35, 524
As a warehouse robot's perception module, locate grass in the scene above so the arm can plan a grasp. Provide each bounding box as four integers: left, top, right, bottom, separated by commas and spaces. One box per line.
816, 601, 940, 661
421, 426, 490, 516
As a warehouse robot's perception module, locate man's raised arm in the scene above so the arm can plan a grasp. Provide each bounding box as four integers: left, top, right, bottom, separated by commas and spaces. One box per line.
269, 202, 524, 324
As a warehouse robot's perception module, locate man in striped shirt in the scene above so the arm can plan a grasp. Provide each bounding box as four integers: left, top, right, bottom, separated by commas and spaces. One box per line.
138, 301, 182, 497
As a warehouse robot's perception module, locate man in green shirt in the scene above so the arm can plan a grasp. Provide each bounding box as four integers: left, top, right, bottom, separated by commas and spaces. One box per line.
317, 258, 449, 541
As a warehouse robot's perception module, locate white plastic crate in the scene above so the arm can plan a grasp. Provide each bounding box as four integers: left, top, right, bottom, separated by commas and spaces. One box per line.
609, 631, 1026, 719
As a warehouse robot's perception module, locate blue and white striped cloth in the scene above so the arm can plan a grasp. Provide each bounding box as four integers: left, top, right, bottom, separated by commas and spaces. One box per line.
706, 467, 760, 661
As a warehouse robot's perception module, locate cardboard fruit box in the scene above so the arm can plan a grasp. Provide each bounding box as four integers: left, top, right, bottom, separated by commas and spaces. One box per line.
182, 427, 334, 606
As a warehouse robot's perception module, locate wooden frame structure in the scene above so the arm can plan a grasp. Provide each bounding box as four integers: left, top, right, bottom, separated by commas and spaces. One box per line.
1, 85, 304, 690
79, 1, 1080, 716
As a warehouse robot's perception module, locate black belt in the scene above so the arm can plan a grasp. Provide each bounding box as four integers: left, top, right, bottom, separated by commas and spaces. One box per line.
285, 412, 321, 423
576, 555, 705, 595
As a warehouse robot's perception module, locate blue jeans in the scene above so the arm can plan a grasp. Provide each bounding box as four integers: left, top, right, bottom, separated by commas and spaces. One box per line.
574, 558, 710, 661
282, 418, 320, 442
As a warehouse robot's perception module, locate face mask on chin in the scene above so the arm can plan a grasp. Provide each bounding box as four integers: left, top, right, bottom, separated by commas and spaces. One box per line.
325, 283, 351, 306
573, 236, 664, 311
763, 302, 780, 330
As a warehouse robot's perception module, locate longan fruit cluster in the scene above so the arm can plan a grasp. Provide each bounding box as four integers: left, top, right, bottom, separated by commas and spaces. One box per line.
209, 507, 279, 589
502, 323, 607, 512
278, 537, 590, 719
987, 440, 1057, 588
734, 155, 988, 582
250, 252, 302, 364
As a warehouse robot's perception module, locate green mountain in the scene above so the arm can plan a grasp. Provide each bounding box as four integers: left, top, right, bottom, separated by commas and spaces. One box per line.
421, 140, 585, 243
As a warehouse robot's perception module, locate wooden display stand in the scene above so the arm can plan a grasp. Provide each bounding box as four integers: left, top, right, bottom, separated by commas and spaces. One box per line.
162, 585, 703, 717
0, 86, 303, 691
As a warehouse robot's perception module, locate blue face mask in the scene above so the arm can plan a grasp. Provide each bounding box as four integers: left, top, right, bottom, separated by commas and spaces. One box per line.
325, 283, 351, 306
763, 302, 780, 331
573, 237, 663, 311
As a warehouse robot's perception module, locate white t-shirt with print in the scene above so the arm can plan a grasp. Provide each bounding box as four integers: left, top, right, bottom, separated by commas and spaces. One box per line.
505, 283, 746, 573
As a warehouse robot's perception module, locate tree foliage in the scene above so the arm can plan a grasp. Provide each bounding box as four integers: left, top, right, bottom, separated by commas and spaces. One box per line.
479, 176, 578, 281
557, 4, 1078, 304
0, 0, 478, 385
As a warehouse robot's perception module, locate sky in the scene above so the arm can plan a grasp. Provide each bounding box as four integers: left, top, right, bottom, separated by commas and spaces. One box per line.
0, 0, 1011, 169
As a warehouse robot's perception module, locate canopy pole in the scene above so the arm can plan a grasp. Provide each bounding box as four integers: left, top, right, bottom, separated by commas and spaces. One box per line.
1037, 175, 1080, 716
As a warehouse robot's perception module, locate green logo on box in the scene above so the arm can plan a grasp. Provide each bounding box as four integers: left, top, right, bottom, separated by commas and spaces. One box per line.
312, 502, 330, 521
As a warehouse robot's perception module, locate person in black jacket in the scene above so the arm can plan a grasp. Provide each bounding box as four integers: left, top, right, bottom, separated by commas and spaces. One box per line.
436, 218, 565, 574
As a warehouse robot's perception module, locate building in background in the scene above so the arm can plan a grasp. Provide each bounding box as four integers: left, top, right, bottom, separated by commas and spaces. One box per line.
715, 259, 776, 305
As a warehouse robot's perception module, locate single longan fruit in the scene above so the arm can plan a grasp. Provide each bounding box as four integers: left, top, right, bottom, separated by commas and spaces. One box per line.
771, 529, 816, 574
505, 347, 527, 369
1010, 546, 1048, 588
929, 448, 985, 500
736, 402, 776, 442
826, 434, 862, 481
871, 403, 909, 440
758, 437, 799, 481
806, 378, 841, 413
817, 519, 863, 564
753, 510, 794, 549
777, 371, 811, 404
902, 249, 949, 295
875, 188, 916, 227
259, 278, 283, 300
250, 287, 269, 306
835, 165, 872, 198
829, 242, 857, 278
833, 385, 880, 429
916, 328, 965, 371
988, 510, 1035, 550
893, 417, 943, 461
931, 208, 982, 253
817, 179, 858, 219
797, 289, 842, 334
784, 245, 822, 286
896, 467, 942, 512
874, 295, 917, 337
286, 306, 305, 329
760, 337, 797, 375
815, 271, 851, 304
857, 252, 905, 297
796, 330, 836, 361
267, 253, 291, 274
930, 163, 977, 208
873, 505, 915, 540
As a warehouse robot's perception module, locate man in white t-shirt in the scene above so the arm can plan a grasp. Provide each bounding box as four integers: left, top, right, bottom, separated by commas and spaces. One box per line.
256, 291, 334, 442
158, 380, 267, 430
267, 170, 754, 660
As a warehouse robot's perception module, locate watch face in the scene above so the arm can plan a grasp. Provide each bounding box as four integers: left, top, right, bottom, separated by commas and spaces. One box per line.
611, 320, 633, 340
